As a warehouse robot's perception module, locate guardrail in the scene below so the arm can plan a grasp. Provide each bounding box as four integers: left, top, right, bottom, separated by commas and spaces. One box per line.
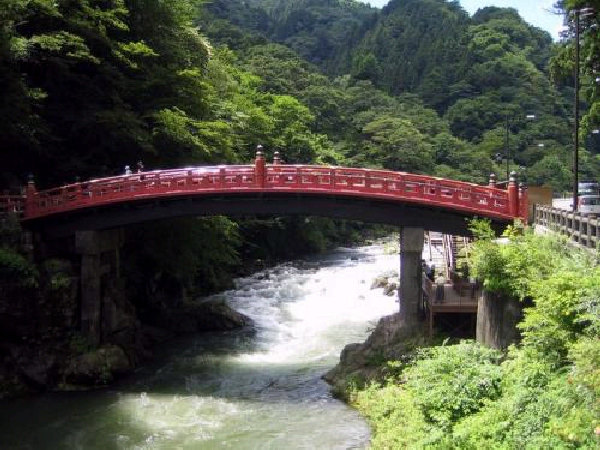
534, 205, 599, 250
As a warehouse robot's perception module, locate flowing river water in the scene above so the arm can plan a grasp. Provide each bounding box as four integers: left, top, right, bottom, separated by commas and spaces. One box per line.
0, 243, 401, 449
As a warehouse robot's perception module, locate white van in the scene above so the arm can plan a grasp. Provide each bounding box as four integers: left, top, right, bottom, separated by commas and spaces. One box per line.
578, 195, 600, 215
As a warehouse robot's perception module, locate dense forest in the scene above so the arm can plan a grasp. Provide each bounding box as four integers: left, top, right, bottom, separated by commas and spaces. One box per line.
2, 0, 599, 193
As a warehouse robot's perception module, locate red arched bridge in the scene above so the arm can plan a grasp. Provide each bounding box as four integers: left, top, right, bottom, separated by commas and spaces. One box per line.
0, 152, 527, 237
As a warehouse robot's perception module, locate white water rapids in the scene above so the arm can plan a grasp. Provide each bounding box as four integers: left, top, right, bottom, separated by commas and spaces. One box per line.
0, 242, 401, 449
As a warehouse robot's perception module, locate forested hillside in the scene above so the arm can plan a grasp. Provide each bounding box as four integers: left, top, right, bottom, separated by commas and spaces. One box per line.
201, 0, 599, 192
2, 0, 599, 193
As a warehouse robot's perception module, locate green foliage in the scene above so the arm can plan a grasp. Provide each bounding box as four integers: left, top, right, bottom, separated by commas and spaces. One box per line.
41, 259, 72, 292
351, 229, 600, 449
0, 213, 23, 249
124, 217, 242, 295
352, 383, 428, 449
402, 341, 503, 431
357, 117, 435, 173
519, 265, 600, 368
237, 216, 348, 263
352, 341, 503, 448
69, 333, 92, 355
551, 1, 600, 141
0, 247, 39, 289
467, 219, 573, 299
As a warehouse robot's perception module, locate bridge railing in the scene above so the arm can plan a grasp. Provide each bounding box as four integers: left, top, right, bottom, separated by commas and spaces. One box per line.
4, 155, 525, 222
534, 204, 599, 250
24, 166, 260, 218
265, 165, 511, 216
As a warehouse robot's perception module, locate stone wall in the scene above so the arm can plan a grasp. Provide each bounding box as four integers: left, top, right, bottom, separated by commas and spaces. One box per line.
476, 291, 523, 350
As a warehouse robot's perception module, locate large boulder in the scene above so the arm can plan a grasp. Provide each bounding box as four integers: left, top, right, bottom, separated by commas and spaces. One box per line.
193, 299, 253, 331
62, 344, 133, 386
324, 313, 425, 399
101, 279, 145, 364
142, 299, 253, 334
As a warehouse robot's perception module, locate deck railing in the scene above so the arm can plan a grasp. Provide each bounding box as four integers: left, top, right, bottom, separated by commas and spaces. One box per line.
534, 205, 599, 250
0, 154, 527, 223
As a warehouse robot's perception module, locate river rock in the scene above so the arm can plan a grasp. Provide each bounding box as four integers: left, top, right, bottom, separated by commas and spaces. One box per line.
383, 282, 397, 296
193, 299, 254, 331
19, 353, 58, 389
370, 276, 388, 290
62, 344, 132, 386
142, 299, 253, 334
323, 313, 425, 399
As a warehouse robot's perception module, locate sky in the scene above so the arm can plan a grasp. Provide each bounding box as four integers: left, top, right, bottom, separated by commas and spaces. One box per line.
365, 0, 566, 40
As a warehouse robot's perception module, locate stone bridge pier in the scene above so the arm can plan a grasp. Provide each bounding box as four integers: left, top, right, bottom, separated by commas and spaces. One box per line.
75, 229, 124, 347
398, 226, 424, 330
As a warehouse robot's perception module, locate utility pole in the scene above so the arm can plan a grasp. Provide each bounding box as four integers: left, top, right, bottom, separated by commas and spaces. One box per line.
505, 114, 510, 181
573, 8, 580, 212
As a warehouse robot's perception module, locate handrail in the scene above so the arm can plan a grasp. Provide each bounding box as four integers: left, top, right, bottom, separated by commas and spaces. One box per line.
1, 156, 527, 223
534, 205, 599, 250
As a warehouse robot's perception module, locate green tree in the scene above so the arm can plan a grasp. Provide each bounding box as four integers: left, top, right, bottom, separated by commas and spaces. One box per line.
354, 116, 434, 173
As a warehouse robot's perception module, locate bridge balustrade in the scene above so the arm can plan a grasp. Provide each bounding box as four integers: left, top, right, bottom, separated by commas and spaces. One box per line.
0, 156, 525, 223
534, 204, 599, 250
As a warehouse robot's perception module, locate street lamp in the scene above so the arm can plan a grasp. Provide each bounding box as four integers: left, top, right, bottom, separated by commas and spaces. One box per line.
574, 8, 581, 212
572, 7, 595, 212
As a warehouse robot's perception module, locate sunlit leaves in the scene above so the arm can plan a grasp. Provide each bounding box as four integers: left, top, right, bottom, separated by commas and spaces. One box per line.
357, 116, 434, 173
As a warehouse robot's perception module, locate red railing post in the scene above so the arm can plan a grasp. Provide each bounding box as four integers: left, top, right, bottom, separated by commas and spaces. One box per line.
488, 173, 497, 188
25, 174, 37, 218
75, 181, 82, 203
519, 182, 529, 224
273, 151, 281, 165
507, 171, 519, 218
255, 145, 266, 188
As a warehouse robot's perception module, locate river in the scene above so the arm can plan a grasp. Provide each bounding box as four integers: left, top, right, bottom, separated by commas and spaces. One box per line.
0, 243, 400, 449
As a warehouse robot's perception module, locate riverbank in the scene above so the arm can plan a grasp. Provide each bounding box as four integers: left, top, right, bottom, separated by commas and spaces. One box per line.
330, 231, 599, 449
323, 312, 427, 399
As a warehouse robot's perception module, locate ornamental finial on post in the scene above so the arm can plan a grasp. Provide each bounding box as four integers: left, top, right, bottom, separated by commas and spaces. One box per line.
255, 145, 266, 188
26, 173, 36, 194
508, 171, 519, 218
488, 173, 497, 188
25, 173, 37, 218
519, 182, 529, 224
